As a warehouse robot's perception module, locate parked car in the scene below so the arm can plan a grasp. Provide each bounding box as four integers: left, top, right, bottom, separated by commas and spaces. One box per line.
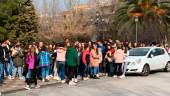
124, 47, 170, 76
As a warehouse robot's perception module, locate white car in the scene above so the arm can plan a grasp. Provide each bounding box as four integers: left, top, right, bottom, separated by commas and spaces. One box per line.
124, 47, 170, 76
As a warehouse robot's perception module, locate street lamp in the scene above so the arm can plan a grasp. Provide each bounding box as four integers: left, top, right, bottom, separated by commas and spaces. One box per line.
90, 11, 105, 40
135, 16, 139, 43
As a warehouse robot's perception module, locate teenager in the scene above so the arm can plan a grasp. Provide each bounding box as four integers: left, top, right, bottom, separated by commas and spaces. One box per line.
66, 43, 78, 85
25, 47, 40, 89
12, 42, 24, 80
39, 47, 51, 82
81, 44, 90, 80
105, 44, 115, 77
0, 41, 8, 85
114, 44, 125, 79
56, 44, 66, 83
90, 43, 100, 79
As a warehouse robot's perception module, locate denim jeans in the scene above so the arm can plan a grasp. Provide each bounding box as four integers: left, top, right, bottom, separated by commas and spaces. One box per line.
12, 66, 22, 77
8, 57, 14, 75
82, 64, 88, 77
58, 61, 65, 80
91, 67, 99, 76
0, 62, 4, 82
41, 66, 50, 79
26, 69, 31, 79
3, 63, 10, 77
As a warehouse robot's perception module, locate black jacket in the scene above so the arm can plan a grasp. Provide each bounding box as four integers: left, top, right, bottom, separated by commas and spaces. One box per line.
0, 46, 5, 64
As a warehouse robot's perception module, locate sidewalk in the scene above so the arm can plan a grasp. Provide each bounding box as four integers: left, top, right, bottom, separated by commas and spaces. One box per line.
0, 78, 61, 94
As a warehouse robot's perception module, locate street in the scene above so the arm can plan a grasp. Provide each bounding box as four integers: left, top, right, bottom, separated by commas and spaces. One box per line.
3, 71, 170, 96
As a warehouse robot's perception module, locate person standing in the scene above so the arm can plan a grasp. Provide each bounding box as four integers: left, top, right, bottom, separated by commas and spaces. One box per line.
12, 42, 24, 80
82, 44, 90, 80
114, 45, 125, 79
105, 44, 115, 77
25, 47, 40, 89
39, 47, 51, 82
0, 41, 9, 85
90, 43, 100, 79
56, 44, 66, 83
66, 43, 78, 85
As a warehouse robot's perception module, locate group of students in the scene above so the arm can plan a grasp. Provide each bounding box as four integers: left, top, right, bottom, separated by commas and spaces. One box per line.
0, 38, 146, 89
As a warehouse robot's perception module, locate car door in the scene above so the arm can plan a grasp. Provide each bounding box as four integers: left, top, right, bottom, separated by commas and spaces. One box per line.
147, 49, 160, 70
155, 48, 166, 69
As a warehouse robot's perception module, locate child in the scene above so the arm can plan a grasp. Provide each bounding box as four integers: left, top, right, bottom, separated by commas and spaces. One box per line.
39, 47, 51, 82
25, 47, 40, 89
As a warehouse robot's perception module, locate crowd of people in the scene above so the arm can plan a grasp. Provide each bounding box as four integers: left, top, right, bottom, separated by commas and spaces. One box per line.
0, 38, 167, 89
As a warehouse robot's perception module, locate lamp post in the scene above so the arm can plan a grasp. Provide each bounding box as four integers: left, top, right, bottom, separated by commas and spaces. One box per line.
135, 16, 139, 43
90, 11, 105, 41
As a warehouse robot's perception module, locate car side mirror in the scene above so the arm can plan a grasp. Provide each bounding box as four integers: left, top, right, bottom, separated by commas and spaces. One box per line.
148, 54, 154, 58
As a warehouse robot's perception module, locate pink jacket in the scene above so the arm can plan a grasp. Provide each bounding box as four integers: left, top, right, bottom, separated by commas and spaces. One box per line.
56, 47, 66, 62
114, 49, 125, 63
90, 49, 100, 67
26, 53, 35, 69
82, 49, 90, 65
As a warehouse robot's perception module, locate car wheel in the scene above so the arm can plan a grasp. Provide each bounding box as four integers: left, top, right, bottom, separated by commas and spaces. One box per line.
164, 62, 170, 72
141, 64, 150, 76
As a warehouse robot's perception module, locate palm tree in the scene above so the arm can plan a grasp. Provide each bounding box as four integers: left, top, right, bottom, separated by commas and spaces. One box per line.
114, 0, 170, 43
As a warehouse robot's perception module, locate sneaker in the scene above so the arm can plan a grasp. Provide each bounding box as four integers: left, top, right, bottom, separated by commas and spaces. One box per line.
121, 75, 125, 78
96, 74, 99, 77
113, 75, 117, 78
74, 79, 78, 83
61, 80, 66, 84
118, 75, 124, 79
42, 79, 45, 82
69, 81, 77, 86
35, 85, 40, 89
45, 79, 50, 82
24, 85, 31, 90
93, 76, 100, 79
83, 77, 88, 81
83, 78, 87, 81
53, 76, 61, 81
53, 76, 57, 80
19, 77, 24, 80
8, 75, 12, 80
49, 75, 53, 78
11, 76, 15, 80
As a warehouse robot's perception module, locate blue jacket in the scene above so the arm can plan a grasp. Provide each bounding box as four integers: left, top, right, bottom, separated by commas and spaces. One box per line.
39, 51, 50, 66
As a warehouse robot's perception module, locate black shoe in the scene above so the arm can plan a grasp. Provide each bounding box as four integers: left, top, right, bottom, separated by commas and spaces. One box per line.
93, 76, 100, 79
90, 75, 94, 78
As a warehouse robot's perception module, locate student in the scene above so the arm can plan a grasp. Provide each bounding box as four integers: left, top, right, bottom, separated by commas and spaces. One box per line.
25, 47, 40, 89
56, 44, 66, 83
0, 41, 8, 85
66, 43, 78, 85
12, 42, 24, 80
90, 43, 100, 79
105, 44, 115, 77
114, 44, 125, 79
39, 47, 51, 82
82, 44, 90, 80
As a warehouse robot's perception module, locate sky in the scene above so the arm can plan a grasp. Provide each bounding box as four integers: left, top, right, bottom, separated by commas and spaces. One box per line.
33, 0, 89, 15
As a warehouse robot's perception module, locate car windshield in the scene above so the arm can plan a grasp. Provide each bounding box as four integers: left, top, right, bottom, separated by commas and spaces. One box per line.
129, 48, 150, 56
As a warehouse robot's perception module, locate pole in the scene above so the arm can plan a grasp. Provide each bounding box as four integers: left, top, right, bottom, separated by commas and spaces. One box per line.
135, 16, 138, 43
135, 21, 138, 43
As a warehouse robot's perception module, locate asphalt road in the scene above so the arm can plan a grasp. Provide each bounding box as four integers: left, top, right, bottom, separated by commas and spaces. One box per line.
3, 72, 170, 96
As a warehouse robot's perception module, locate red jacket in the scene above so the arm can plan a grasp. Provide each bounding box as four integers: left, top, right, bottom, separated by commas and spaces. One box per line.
82, 49, 90, 65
